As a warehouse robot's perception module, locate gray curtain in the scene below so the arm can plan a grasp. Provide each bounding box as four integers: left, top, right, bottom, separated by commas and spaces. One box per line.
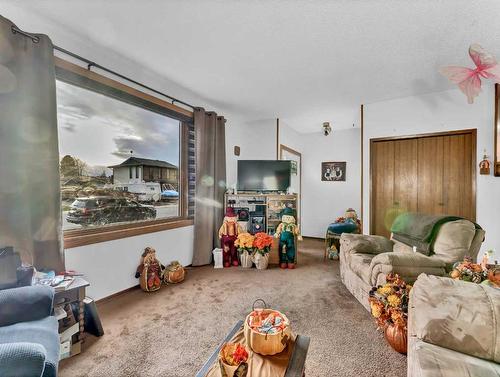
0, 16, 64, 271
192, 108, 227, 266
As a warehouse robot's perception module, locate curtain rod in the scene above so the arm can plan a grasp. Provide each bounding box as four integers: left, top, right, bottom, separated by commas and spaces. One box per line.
11, 25, 195, 110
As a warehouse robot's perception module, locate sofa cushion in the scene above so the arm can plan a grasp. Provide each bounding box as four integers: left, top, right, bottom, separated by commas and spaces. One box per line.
340, 233, 394, 255
410, 274, 500, 363
432, 220, 476, 266
348, 253, 375, 284
0, 316, 59, 377
409, 339, 500, 377
370, 252, 445, 268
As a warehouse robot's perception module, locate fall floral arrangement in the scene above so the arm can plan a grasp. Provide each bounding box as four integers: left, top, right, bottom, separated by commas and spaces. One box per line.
219, 342, 249, 368
449, 255, 500, 289
235, 232, 255, 252
368, 273, 412, 330
450, 256, 488, 284
253, 232, 274, 255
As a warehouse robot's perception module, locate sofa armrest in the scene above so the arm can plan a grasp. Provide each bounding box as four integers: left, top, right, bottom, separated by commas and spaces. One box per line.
0, 286, 55, 327
409, 274, 500, 363
0, 343, 46, 377
370, 252, 446, 268
340, 233, 394, 255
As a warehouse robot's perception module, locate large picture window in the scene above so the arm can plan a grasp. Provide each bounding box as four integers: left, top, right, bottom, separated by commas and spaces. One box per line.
55, 58, 193, 248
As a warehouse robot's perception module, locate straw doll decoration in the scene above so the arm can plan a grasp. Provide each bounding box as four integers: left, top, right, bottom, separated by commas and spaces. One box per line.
135, 247, 163, 292
218, 207, 242, 267
274, 207, 302, 269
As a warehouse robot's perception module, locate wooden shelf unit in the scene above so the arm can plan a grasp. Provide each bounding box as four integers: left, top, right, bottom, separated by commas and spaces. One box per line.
224, 192, 299, 265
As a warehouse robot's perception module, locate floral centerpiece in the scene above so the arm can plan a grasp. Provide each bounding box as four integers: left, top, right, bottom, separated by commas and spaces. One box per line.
218, 343, 249, 376
368, 273, 412, 354
450, 256, 488, 283
235, 232, 255, 268
450, 255, 500, 288
252, 232, 274, 270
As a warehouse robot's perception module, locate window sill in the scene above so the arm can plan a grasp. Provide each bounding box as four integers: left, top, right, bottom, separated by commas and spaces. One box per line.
64, 218, 194, 249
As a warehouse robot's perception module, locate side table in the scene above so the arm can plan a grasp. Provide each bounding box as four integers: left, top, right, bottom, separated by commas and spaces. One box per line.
54, 277, 89, 356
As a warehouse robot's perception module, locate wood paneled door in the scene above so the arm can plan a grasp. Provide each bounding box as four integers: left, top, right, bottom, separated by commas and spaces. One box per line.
370, 129, 476, 238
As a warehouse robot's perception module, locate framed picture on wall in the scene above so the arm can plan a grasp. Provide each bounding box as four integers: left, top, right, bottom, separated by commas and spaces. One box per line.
322, 161, 346, 181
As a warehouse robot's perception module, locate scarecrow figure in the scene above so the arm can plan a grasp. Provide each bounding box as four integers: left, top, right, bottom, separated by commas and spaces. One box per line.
135, 247, 163, 292
218, 207, 241, 267
274, 207, 302, 269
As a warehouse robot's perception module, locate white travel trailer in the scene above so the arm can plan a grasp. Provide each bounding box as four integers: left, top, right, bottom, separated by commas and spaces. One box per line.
113, 182, 161, 202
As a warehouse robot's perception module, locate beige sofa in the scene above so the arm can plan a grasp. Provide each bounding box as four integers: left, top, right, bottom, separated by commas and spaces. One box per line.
408, 274, 500, 377
339, 219, 485, 311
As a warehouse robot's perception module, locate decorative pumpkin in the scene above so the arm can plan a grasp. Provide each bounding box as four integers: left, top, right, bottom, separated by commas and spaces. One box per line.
384, 324, 407, 354
164, 261, 185, 284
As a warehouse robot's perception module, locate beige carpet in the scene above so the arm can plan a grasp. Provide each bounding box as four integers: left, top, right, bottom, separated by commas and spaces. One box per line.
60, 238, 406, 377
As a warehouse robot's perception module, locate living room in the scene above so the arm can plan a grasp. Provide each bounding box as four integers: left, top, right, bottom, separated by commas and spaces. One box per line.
0, 1, 499, 377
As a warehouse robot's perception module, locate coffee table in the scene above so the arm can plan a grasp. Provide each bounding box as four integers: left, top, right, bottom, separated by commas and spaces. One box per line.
195, 320, 310, 377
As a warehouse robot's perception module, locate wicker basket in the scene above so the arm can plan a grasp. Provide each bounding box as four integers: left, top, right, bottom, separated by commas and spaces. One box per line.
252, 252, 269, 270
243, 299, 291, 355
239, 250, 254, 269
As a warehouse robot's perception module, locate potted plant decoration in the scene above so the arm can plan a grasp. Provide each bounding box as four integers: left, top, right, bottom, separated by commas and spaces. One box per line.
368, 273, 412, 354
252, 232, 274, 270
235, 232, 255, 268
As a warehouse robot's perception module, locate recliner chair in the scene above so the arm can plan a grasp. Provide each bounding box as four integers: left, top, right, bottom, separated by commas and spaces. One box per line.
339, 217, 485, 311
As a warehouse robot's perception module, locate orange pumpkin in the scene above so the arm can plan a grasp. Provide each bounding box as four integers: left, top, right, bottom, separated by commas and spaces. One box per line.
384, 324, 407, 354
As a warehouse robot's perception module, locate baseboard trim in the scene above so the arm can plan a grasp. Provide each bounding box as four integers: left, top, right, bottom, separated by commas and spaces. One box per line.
302, 236, 325, 241
95, 284, 140, 305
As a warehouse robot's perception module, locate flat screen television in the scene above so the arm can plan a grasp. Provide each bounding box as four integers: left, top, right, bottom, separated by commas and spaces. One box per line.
237, 160, 291, 192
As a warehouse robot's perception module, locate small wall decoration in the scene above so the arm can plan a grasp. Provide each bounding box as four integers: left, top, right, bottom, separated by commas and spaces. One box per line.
234, 146, 240, 156
322, 162, 346, 181
479, 150, 491, 175
440, 44, 500, 104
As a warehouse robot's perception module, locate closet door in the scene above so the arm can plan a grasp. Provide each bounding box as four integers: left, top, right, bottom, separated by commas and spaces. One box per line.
417, 136, 445, 215
370, 130, 476, 237
394, 138, 418, 214
371, 140, 395, 238
442, 133, 475, 220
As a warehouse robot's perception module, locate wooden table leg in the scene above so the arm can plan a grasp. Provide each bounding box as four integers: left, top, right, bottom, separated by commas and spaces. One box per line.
77, 286, 86, 343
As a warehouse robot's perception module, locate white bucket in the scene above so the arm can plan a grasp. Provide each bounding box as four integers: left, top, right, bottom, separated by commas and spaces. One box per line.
212, 248, 223, 269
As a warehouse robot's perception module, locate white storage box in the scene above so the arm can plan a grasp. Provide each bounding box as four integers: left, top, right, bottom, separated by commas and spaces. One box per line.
212, 248, 223, 269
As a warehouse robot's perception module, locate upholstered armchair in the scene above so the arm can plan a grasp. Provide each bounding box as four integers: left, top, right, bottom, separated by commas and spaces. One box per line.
339, 218, 485, 311
0, 285, 60, 377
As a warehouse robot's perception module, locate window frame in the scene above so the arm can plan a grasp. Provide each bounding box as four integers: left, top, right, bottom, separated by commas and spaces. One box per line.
55, 57, 194, 249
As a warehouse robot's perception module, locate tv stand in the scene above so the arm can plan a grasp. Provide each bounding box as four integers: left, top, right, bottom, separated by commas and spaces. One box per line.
224, 192, 299, 265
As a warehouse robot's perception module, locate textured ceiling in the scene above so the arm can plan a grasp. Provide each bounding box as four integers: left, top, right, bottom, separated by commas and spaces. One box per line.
4, 0, 500, 132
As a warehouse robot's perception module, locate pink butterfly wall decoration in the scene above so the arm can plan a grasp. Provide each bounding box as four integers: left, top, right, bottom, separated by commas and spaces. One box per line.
440, 44, 500, 104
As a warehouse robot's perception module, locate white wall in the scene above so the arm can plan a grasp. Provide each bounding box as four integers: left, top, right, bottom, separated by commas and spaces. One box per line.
300, 128, 361, 237
278, 121, 303, 153
225, 118, 277, 188
65, 226, 194, 300
363, 85, 500, 262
